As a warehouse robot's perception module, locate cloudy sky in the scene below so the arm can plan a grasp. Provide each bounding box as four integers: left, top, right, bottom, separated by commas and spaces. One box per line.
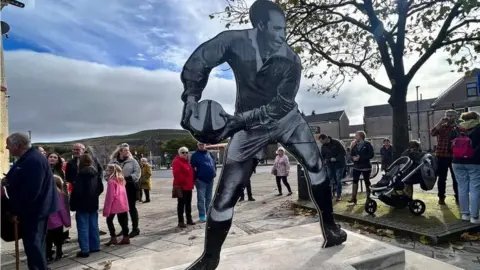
1, 0, 464, 142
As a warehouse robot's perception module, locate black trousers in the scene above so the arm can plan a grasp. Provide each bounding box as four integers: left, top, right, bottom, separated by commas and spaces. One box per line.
46, 226, 63, 258
19, 216, 48, 270
177, 190, 193, 223
276, 176, 292, 194
106, 212, 129, 237
240, 179, 253, 199
125, 182, 139, 230
352, 169, 371, 188
436, 157, 458, 199
139, 189, 150, 201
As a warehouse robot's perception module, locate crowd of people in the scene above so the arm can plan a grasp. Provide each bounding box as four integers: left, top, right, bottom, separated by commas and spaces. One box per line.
1, 135, 153, 270
318, 109, 480, 222
1, 110, 478, 270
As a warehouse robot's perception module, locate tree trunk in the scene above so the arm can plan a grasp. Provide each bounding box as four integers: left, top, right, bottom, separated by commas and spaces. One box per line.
389, 87, 410, 159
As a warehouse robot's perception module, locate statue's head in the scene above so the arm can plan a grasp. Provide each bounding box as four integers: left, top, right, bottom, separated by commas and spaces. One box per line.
249, 0, 286, 51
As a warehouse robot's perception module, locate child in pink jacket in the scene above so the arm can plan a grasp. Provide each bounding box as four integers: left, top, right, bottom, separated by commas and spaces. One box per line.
104, 164, 130, 246
46, 176, 71, 262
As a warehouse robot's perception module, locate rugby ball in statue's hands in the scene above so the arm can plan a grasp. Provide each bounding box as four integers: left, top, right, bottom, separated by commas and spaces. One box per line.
181, 100, 228, 144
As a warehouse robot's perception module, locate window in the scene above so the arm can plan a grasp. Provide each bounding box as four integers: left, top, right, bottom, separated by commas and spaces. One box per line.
466, 82, 478, 97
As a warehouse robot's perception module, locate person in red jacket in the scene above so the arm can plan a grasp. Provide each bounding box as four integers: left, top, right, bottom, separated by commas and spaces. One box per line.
172, 146, 195, 228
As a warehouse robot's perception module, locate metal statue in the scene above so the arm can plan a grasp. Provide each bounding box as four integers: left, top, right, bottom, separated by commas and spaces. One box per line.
180, 1, 347, 269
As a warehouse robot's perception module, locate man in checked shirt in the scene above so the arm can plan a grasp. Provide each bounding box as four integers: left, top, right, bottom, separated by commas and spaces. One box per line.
180, 1, 346, 269
430, 109, 462, 205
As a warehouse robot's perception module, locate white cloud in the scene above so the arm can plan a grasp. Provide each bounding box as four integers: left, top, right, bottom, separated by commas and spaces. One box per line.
5, 49, 462, 142
1, 0, 469, 142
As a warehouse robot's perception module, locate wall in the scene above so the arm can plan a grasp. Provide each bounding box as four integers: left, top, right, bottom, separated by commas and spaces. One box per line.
309, 121, 341, 139
364, 115, 392, 137
339, 113, 350, 139
364, 110, 447, 152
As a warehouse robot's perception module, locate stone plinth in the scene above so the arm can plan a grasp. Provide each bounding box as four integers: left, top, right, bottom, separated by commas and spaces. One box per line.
111, 223, 408, 270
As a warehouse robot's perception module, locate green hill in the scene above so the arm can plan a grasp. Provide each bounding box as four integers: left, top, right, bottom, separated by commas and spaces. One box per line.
36, 129, 192, 162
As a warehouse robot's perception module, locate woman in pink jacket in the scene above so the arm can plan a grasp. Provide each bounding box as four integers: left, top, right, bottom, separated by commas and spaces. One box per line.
46, 176, 71, 262
272, 147, 293, 196
103, 164, 130, 246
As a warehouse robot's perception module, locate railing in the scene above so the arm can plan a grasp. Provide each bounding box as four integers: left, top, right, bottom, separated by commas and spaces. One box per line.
342, 160, 381, 192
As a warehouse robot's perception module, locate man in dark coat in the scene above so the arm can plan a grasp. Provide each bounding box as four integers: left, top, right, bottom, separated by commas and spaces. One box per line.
319, 134, 347, 200
5, 132, 58, 270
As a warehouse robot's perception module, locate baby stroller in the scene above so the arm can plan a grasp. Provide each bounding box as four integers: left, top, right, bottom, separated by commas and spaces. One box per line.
365, 152, 437, 216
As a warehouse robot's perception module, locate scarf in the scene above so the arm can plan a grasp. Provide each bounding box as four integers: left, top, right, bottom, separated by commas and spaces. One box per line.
459, 119, 480, 130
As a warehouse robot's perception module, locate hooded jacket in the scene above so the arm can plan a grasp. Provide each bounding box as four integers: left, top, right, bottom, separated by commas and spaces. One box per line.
320, 137, 346, 167
190, 150, 216, 183
350, 140, 375, 170
70, 167, 104, 212
110, 156, 141, 184
172, 155, 195, 191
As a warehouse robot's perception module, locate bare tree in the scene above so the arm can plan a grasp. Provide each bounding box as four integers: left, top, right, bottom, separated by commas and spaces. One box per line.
210, 0, 480, 156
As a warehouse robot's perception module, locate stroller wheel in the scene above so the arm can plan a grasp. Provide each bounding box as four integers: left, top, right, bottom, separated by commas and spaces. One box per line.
408, 200, 426, 216
365, 199, 377, 215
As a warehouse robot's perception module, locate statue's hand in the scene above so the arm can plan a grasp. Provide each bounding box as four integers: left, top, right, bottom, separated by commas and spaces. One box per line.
182, 96, 199, 125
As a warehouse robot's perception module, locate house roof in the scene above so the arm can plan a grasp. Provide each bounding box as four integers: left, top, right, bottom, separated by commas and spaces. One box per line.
303, 110, 344, 122
431, 68, 480, 108
348, 124, 364, 134
364, 98, 437, 118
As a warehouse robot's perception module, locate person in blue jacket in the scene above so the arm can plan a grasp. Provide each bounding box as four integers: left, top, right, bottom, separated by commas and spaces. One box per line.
190, 142, 217, 222
4, 133, 58, 270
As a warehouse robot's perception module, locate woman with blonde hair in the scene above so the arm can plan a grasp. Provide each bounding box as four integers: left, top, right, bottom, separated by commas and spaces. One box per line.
109, 143, 142, 238
172, 146, 195, 228
103, 164, 130, 246
139, 158, 153, 203
272, 147, 292, 196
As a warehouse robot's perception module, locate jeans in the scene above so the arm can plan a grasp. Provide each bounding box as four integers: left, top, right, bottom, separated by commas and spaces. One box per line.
436, 157, 458, 200
76, 211, 100, 253
177, 190, 193, 223
19, 216, 48, 270
452, 163, 480, 219
195, 180, 214, 218
327, 166, 345, 197
106, 212, 129, 237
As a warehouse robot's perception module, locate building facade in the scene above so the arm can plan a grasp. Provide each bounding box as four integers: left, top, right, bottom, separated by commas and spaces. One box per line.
302, 110, 350, 139
302, 68, 479, 153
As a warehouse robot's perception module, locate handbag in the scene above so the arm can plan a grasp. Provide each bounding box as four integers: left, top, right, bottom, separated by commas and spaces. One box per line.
172, 186, 183, 199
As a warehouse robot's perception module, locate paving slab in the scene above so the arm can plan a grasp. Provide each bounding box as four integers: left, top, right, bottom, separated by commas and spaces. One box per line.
111, 223, 406, 270
1, 170, 474, 269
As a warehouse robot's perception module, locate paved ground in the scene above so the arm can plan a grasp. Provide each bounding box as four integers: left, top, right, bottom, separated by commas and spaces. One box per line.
2, 166, 476, 269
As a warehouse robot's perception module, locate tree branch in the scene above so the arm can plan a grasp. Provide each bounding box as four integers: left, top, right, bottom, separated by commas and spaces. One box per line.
441, 37, 480, 46
406, 1, 462, 83
299, 33, 391, 94
362, 0, 396, 79
447, 19, 480, 34
393, 0, 409, 75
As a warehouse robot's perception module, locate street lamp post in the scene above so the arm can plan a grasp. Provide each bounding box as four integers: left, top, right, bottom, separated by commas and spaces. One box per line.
416, 86, 421, 141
